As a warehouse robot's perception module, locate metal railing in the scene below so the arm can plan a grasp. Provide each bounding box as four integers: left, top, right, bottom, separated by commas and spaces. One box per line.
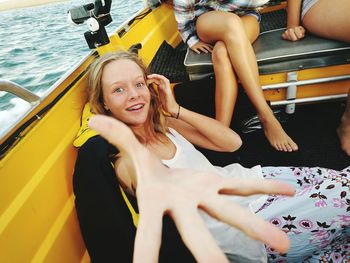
262, 73, 350, 111
0, 80, 41, 105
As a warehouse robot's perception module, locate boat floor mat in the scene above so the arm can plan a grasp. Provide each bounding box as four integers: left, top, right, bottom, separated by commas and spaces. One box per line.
260, 9, 287, 32
149, 41, 189, 83
173, 77, 349, 171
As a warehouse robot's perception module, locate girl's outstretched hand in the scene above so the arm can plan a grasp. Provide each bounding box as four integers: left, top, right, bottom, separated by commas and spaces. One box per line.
147, 74, 179, 118
88, 115, 295, 263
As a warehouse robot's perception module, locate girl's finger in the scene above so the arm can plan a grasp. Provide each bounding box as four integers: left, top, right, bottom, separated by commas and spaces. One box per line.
147, 79, 160, 86
193, 48, 201, 54
148, 73, 169, 81
202, 196, 290, 254
281, 31, 288, 40
217, 178, 295, 197
133, 206, 164, 263
202, 43, 213, 52
294, 27, 304, 39
288, 29, 298, 41
171, 206, 229, 263
148, 75, 170, 86
199, 47, 208, 53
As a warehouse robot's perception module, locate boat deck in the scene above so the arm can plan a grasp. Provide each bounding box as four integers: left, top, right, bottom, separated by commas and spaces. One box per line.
174, 76, 349, 171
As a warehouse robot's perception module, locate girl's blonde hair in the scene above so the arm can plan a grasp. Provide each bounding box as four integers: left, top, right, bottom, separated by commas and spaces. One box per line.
87, 51, 169, 142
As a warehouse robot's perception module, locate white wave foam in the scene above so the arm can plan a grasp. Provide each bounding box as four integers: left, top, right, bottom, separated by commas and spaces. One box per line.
0, 97, 32, 139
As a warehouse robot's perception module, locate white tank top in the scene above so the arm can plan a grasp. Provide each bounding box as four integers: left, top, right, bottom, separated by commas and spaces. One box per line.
162, 128, 268, 262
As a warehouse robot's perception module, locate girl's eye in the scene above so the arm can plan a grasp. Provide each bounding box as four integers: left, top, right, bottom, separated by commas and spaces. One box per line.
114, 87, 124, 93
136, 82, 145, 88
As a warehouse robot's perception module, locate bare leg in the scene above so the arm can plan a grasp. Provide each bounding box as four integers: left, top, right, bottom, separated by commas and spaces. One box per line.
212, 41, 238, 126
196, 11, 298, 152
240, 15, 260, 43
212, 16, 260, 126
303, 0, 350, 43
337, 89, 350, 156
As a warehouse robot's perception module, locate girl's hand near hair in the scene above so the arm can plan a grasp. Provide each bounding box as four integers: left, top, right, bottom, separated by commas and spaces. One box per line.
88, 115, 295, 263
191, 41, 213, 54
147, 74, 179, 117
282, 26, 306, 41
148, 74, 241, 152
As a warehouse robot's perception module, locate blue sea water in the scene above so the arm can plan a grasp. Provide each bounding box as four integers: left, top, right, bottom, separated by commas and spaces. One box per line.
0, 0, 143, 138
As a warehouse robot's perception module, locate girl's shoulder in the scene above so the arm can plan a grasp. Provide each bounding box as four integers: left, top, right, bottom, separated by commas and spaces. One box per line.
167, 127, 189, 143
167, 127, 181, 138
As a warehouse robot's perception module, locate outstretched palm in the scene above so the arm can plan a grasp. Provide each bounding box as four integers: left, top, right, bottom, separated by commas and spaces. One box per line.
89, 115, 295, 263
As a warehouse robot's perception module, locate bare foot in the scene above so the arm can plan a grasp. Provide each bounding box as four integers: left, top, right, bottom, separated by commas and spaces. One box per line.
337, 115, 350, 156
261, 115, 298, 152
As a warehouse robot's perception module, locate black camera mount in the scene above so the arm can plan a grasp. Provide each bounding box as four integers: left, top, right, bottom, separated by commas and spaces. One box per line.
67, 0, 112, 49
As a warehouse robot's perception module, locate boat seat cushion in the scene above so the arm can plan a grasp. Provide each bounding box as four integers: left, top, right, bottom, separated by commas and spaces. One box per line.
185, 29, 350, 79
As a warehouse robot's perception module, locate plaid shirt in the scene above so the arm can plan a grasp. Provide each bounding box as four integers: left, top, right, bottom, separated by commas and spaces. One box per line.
147, 0, 269, 47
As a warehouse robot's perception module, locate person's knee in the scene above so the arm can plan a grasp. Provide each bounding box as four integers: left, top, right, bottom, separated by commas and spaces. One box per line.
212, 41, 229, 64
222, 15, 245, 43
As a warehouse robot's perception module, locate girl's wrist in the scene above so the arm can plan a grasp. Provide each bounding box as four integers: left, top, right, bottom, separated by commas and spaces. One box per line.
170, 104, 180, 119
287, 22, 301, 29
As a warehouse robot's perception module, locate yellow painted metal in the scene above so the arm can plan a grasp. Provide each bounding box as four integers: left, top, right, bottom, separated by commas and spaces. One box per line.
261, 64, 350, 102
96, 4, 181, 66
0, 73, 88, 262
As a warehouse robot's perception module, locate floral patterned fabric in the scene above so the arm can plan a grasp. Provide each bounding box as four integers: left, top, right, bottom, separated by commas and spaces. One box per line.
257, 166, 350, 262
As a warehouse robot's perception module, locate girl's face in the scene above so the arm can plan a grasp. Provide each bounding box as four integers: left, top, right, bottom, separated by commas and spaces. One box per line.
101, 59, 151, 127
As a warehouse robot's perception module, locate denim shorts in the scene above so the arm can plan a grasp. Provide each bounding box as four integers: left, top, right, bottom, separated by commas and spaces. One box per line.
301, 0, 319, 20
234, 9, 262, 23
194, 9, 261, 28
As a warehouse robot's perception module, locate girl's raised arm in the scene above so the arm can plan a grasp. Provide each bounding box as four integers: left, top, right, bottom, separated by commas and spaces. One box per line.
148, 74, 242, 152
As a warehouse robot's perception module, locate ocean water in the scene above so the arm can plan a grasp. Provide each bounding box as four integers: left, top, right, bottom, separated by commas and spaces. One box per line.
0, 0, 143, 138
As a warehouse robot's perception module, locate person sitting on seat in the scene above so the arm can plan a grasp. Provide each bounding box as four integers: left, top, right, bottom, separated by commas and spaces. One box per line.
282, 0, 350, 156
148, 0, 298, 152
282, 0, 350, 43
74, 51, 350, 262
